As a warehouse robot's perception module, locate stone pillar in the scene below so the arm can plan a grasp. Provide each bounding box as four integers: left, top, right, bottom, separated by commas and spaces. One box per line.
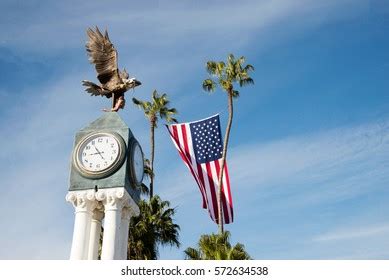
66, 190, 97, 260
95, 188, 121, 259
118, 207, 133, 259
87, 207, 104, 260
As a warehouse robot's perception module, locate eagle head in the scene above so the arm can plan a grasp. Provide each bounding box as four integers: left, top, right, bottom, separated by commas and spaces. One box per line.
124, 77, 142, 90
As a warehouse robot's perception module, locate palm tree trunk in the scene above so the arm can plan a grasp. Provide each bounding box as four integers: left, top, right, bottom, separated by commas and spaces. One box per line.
217, 89, 234, 234
150, 119, 155, 200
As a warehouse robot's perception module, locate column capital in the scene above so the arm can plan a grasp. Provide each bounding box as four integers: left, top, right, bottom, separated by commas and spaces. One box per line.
96, 188, 126, 210
66, 190, 97, 213
95, 187, 139, 214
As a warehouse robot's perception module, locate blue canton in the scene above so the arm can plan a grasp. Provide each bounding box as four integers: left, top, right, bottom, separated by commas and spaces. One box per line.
190, 115, 223, 164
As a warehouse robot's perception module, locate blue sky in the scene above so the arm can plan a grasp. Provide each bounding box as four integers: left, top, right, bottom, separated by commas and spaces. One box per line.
0, 0, 388, 259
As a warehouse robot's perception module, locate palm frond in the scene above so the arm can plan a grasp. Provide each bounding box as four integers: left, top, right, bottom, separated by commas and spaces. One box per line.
143, 158, 153, 180
244, 64, 254, 72
134, 90, 178, 127
127, 196, 180, 260
184, 247, 202, 260
139, 183, 150, 195
239, 77, 254, 87
184, 231, 250, 260
202, 79, 216, 92
206, 61, 218, 75
203, 53, 254, 95
231, 90, 240, 98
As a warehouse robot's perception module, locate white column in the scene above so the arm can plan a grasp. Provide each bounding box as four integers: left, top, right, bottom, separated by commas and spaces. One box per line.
66, 190, 97, 260
96, 187, 140, 260
118, 207, 133, 260
97, 188, 123, 260
87, 207, 104, 260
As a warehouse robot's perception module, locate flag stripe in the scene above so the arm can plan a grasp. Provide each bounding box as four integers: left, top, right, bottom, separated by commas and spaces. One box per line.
182, 124, 208, 209
221, 161, 233, 222
199, 162, 217, 222
180, 124, 192, 164
224, 164, 233, 217
170, 125, 207, 208
205, 161, 219, 223
214, 159, 230, 224
169, 125, 202, 195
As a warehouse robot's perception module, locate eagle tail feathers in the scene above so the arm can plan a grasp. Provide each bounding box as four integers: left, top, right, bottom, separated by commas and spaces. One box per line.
82, 80, 111, 97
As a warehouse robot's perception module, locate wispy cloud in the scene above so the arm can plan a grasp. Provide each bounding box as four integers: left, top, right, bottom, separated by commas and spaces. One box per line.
229, 118, 389, 207
0, 0, 367, 53
314, 224, 389, 242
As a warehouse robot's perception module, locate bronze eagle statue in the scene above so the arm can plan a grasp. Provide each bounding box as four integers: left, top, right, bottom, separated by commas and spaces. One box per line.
82, 27, 141, 112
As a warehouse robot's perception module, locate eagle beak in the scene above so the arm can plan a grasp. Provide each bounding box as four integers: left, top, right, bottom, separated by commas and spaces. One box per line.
134, 79, 141, 87
127, 78, 142, 89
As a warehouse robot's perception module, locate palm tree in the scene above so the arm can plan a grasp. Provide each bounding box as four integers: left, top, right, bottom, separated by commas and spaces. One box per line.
184, 231, 250, 260
128, 195, 180, 259
133, 90, 178, 199
202, 54, 254, 233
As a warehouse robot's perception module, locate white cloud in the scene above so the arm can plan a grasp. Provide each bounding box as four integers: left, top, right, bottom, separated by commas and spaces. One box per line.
229, 119, 389, 207
314, 224, 389, 242
0, 0, 367, 53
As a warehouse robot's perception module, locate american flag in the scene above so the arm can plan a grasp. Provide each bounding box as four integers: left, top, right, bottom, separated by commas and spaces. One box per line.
166, 115, 233, 224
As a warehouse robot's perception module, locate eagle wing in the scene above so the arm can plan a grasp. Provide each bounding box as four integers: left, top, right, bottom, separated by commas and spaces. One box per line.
85, 27, 122, 91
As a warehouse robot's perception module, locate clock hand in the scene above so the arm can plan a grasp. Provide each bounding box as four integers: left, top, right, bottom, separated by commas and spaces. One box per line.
88, 152, 105, 156
94, 147, 105, 160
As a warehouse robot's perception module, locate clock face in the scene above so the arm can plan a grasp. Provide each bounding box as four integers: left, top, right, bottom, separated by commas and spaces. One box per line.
74, 132, 126, 178
132, 142, 144, 185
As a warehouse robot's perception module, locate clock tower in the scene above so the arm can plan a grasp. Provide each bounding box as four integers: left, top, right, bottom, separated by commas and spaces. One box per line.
66, 112, 143, 260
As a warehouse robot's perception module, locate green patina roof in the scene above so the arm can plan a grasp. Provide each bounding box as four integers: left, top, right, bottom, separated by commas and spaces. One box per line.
80, 112, 128, 131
